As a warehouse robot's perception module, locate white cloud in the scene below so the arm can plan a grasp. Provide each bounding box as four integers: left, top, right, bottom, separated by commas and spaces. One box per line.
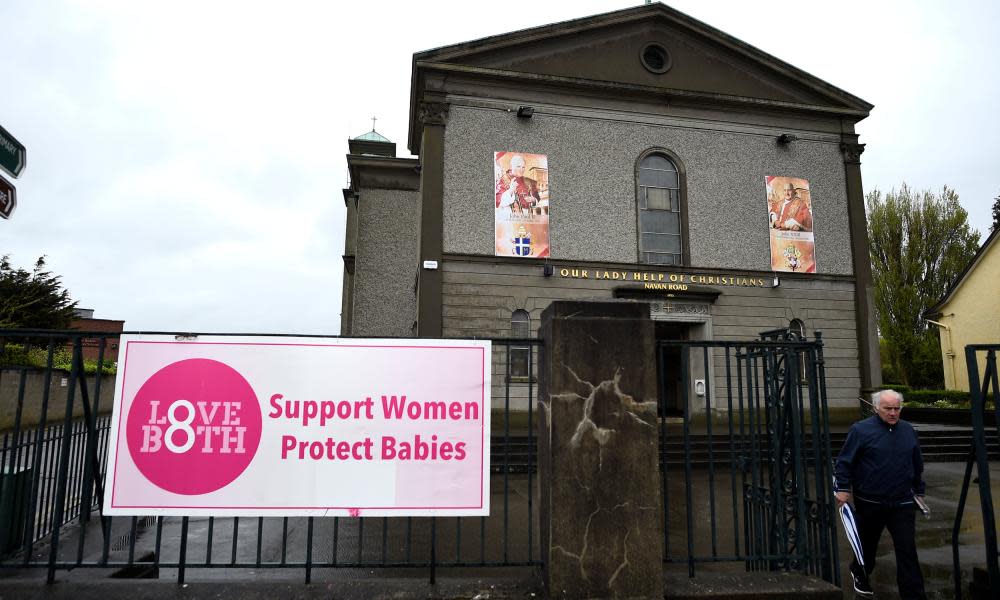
2, 0, 997, 334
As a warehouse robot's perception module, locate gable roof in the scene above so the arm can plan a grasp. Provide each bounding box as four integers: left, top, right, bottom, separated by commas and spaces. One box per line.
408, 3, 873, 152
926, 227, 1000, 317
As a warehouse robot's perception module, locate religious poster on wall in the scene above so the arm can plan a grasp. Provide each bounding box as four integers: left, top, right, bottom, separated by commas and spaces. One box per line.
765, 176, 816, 273
495, 152, 549, 258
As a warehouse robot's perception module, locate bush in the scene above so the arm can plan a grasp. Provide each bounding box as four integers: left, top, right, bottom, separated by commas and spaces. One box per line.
0, 342, 116, 375
905, 389, 971, 405
899, 389, 995, 410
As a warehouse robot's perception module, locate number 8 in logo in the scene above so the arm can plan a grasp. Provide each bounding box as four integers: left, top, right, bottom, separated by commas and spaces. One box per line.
164, 399, 196, 454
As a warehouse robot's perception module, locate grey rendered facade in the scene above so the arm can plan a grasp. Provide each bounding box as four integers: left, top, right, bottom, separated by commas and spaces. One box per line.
341, 3, 879, 412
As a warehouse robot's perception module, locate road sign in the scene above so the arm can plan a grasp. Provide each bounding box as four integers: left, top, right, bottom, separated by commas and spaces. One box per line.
0, 125, 26, 178
0, 174, 15, 219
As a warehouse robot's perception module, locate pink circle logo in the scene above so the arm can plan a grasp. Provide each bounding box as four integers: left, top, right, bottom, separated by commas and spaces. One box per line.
126, 358, 262, 495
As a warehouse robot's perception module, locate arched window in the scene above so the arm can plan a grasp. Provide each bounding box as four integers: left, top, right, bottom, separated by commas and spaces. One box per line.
510, 310, 531, 379
511, 310, 530, 338
637, 152, 684, 265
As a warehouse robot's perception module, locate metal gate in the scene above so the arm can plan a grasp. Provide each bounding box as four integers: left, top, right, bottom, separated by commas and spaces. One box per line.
657, 329, 839, 584
952, 344, 1000, 600
0, 329, 542, 583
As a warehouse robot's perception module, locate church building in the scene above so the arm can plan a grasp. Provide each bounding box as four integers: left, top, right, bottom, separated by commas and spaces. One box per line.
340, 3, 879, 415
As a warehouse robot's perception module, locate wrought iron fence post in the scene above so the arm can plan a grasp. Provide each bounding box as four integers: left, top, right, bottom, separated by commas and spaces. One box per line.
0, 368, 27, 553
46, 338, 83, 583
304, 517, 313, 584
952, 447, 976, 600
77, 339, 107, 525
681, 348, 695, 578
430, 516, 437, 585
178, 516, 189, 584
787, 346, 808, 571
23, 340, 55, 565
807, 344, 833, 582
813, 332, 839, 585
964, 346, 999, 595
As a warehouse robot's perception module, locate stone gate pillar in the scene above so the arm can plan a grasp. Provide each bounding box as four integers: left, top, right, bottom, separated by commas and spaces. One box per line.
538, 300, 663, 599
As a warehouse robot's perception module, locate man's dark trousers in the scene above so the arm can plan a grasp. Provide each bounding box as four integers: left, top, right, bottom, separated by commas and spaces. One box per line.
853, 498, 927, 600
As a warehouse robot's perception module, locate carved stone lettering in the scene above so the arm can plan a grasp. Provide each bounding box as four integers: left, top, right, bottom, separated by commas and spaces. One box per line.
650, 302, 709, 316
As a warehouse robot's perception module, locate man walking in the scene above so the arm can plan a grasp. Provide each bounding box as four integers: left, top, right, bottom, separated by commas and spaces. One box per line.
835, 389, 927, 599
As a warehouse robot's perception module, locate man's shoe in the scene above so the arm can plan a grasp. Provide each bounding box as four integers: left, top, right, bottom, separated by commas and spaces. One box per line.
851, 569, 874, 598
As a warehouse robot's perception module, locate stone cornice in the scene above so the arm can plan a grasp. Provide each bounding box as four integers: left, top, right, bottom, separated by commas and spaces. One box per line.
346, 155, 420, 192
409, 61, 870, 153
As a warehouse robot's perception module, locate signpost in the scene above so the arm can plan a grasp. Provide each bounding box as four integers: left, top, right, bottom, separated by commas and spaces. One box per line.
0, 175, 15, 220
104, 334, 492, 517
0, 125, 25, 178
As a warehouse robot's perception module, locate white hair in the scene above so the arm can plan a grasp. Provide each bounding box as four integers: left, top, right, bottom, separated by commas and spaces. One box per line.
871, 389, 903, 408
510, 155, 525, 168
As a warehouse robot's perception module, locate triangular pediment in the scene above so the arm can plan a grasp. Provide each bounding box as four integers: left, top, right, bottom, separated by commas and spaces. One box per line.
415, 3, 871, 111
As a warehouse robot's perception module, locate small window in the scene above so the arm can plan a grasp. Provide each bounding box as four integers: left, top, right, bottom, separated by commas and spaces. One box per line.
638, 153, 682, 265
510, 310, 531, 380
511, 310, 529, 338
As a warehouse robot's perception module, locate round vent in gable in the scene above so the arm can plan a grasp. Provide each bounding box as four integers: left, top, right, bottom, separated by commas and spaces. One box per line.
640, 43, 672, 74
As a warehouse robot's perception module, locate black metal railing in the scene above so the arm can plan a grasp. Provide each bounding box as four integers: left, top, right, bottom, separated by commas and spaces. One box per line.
656, 331, 838, 585
952, 344, 1000, 600
0, 415, 113, 545
0, 329, 542, 584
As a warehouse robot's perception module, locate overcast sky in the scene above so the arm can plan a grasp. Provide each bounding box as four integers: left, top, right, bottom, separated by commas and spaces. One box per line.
2, 0, 997, 334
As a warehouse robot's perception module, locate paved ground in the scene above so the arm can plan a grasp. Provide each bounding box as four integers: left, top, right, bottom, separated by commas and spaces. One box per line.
840, 461, 1000, 600
0, 577, 540, 600
1, 443, 998, 598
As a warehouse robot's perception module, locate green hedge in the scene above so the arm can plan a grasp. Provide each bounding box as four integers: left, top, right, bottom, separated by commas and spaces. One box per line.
882, 384, 912, 394
896, 389, 996, 410
0, 343, 116, 376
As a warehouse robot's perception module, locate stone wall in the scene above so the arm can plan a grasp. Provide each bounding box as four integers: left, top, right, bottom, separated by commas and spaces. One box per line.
0, 368, 116, 431
352, 187, 420, 337
442, 104, 853, 275
442, 260, 860, 409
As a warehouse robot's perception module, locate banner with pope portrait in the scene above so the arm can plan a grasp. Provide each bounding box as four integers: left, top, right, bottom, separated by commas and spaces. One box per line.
495, 152, 549, 258
765, 176, 816, 273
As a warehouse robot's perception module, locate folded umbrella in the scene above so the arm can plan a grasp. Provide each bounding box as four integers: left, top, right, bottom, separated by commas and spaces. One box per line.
838, 500, 865, 568
833, 475, 865, 568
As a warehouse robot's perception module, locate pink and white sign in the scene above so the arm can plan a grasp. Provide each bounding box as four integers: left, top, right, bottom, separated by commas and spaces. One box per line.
104, 335, 491, 517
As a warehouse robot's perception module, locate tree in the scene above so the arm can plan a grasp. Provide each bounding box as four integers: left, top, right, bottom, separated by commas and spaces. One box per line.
0, 255, 78, 329
867, 185, 980, 388
992, 193, 999, 233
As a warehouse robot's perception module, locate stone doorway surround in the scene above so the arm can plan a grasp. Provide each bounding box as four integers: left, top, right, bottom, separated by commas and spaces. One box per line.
649, 299, 715, 413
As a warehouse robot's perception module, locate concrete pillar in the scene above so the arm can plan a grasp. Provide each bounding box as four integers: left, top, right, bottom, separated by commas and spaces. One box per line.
841, 136, 882, 393
538, 300, 663, 599
415, 101, 447, 337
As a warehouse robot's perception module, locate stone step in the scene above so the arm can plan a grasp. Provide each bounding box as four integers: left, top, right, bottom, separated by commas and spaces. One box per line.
488, 430, 1000, 472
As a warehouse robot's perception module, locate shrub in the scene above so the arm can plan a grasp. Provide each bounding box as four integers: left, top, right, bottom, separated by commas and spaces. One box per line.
905, 389, 971, 405
897, 388, 995, 411
0, 342, 116, 375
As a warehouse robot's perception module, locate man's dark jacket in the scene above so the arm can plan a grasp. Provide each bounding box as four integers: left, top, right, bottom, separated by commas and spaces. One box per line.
835, 415, 926, 505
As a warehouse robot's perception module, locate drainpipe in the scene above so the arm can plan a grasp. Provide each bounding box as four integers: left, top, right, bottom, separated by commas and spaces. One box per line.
925, 318, 956, 388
